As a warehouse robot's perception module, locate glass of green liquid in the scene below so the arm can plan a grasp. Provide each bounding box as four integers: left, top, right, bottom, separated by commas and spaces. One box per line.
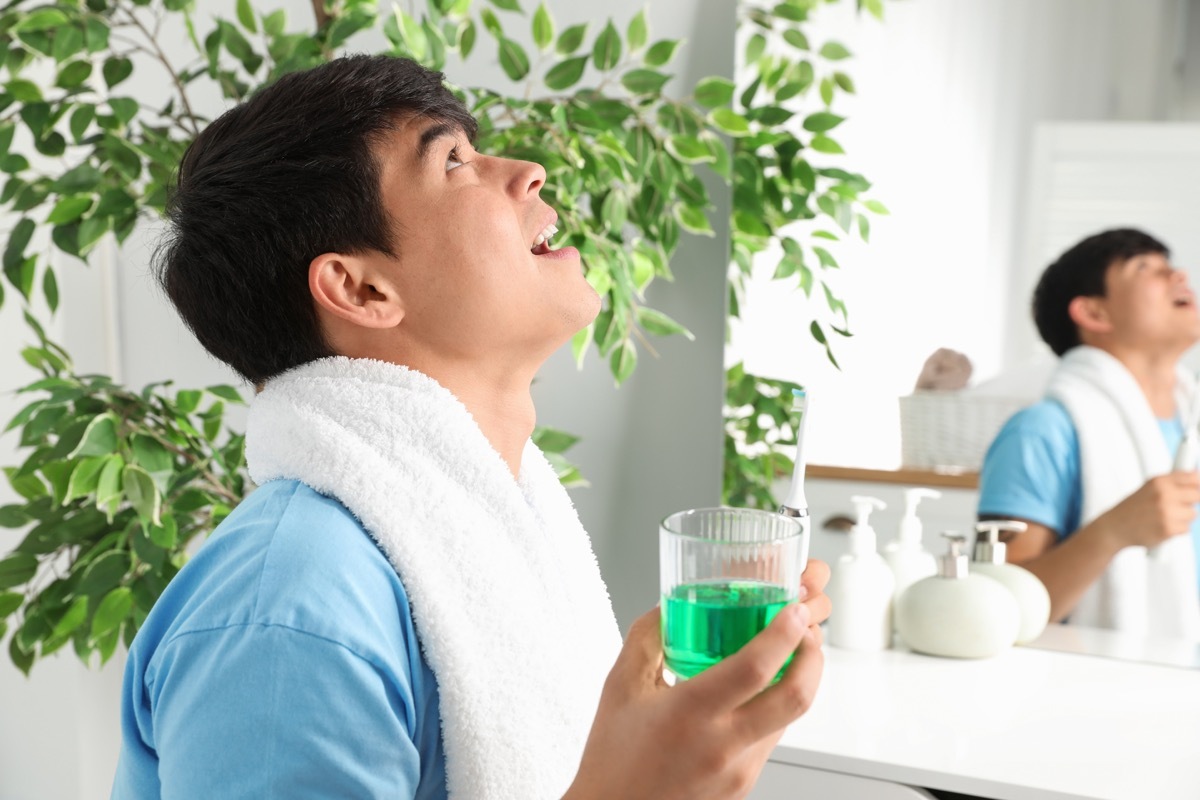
660, 507, 807, 681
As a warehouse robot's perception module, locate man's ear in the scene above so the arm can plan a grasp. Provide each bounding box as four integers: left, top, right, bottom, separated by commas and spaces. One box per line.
1067, 295, 1113, 336
308, 252, 403, 329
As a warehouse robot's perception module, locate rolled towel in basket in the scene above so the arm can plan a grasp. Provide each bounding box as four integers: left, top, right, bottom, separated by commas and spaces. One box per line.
915, 348, 973, 391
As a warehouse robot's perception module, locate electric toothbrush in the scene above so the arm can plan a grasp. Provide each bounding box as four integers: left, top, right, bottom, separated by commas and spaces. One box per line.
779, 389, 812, 570
1161, 373, 1200, 561
1172, 375, 1200, 472
779, 388, 809, 519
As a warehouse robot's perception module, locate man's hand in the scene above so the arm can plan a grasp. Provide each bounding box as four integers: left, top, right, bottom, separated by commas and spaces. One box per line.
1096, 472, 1200, 549
565, 560, 830, 800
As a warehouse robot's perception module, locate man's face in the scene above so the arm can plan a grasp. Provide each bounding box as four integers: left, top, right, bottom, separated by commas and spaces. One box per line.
367, 116, 600, 373
1100, 251, 1200, 351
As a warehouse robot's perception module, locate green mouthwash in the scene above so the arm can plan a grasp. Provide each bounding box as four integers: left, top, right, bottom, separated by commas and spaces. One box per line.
662, 580, 794, 680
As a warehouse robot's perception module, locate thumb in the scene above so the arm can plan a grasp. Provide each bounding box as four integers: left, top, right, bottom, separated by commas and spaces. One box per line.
607, 607, 666, 694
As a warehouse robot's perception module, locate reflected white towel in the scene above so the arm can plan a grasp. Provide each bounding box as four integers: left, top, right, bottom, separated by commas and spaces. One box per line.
245, 357, 622, 799
1046, 346, 1200, 639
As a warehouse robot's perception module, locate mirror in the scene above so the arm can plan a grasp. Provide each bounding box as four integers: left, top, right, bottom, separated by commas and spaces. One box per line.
729, 0, 1200, 666
729, 0, 1200, 470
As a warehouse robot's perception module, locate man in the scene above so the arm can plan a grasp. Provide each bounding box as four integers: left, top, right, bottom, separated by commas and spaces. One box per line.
979, 228, 1200, 638
111, 55, 831, 798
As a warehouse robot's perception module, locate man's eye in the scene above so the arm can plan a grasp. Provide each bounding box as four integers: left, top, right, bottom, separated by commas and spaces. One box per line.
446, 146, 465, 172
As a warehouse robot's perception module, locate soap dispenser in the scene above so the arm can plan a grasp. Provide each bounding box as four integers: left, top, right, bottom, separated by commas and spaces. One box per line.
826, 495, 894, 651
895, 533, 1019, 659
884, 487, 940, 603
971, 520, 1051, 644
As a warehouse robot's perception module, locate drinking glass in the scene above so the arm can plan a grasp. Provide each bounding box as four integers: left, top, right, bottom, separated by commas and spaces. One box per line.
660, 507, 808, 680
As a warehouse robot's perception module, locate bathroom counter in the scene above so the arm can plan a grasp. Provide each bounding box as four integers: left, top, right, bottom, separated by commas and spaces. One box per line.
766, 634, 1198, 799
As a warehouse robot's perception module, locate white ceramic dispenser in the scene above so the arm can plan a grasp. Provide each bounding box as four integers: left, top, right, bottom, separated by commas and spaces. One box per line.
971, 520, 1051, 644
826, 495, 894, 651
884, 487, 940, 603
895, 533, 1019, 659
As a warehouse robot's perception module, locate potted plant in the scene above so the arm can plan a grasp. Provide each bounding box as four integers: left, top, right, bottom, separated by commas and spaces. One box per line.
0, 0, 886, 673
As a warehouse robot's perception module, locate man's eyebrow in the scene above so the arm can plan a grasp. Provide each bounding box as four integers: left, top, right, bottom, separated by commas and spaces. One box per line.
415, 121, 460, 163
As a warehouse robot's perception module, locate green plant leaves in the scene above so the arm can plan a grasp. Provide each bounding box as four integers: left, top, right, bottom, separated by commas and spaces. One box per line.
818, 41, 852, 60
236, 0, 257, 33
532, 3, 554, 51
626, 10, 647, 52
592, 21, 621, 71
91, 586, 131, 639
802, 111, 844, 132
0, 552, 37, 589
498, 38, 529, 80
644, 39, 680, 68
694, 76, 734, 109
545, 56, 587, 91
556, 22, 587, 55
69, 413, 118, 458
709, 108, 750, 136
636, 307, 693, 339
621, 69, 670, 95
46, 195, 92, 225
122, 464, 161, 526
77, 550, 128, 597
13, 9, 70, 33
102, 56, 132, 88
609, 339, 637, 385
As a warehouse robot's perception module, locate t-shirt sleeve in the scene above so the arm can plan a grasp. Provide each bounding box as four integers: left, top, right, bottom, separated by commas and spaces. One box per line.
145, 622, 421, 799
978, 404, 1080, 539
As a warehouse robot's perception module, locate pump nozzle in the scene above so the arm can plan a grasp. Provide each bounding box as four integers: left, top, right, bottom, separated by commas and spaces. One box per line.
938, 532, 969, 578
972, 520, 1027, 565
848, 495, 885, 556
851, 495, 886, 528
898, 487, 941, 547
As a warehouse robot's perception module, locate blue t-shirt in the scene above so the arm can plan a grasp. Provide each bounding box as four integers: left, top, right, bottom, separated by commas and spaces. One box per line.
979, 399, 1200, 591
111, 479, 449, 799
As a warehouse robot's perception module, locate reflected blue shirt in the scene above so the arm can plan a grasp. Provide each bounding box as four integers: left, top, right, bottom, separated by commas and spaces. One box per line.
110, 479, 448, 799
979, 399, 1200, 592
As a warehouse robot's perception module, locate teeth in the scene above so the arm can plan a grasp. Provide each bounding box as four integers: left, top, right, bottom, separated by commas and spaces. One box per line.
531, 223, 558, 250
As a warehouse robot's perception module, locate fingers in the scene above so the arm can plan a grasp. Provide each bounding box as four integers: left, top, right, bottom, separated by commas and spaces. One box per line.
732, 626, 825, 743
607, 607, 665, 696
684, 602, 809, 713
801, 560, 832, 627
800, 559, 831, 593
803, 589, 832, 628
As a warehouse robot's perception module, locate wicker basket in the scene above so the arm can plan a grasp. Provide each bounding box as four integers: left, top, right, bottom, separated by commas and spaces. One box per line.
898, 392, 1029, 471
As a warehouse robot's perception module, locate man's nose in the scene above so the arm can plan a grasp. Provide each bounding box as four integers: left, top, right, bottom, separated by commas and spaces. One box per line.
506, 158, 546, 198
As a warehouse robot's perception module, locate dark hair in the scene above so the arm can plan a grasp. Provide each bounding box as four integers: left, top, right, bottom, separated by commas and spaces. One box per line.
155, 55, 478, 384
1031, 228, 1169, 356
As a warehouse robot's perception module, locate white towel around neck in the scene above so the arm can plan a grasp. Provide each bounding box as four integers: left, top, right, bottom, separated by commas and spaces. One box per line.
1045, 346, 1200, 639
244, 357, 622, 799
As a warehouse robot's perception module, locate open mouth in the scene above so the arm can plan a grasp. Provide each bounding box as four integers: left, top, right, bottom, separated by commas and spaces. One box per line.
531, 222, 558, 256
1174, 297, 1194, 308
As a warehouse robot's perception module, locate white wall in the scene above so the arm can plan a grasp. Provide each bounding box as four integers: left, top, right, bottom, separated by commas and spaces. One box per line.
0, 1, 733, 796
727, 0, 1186, 469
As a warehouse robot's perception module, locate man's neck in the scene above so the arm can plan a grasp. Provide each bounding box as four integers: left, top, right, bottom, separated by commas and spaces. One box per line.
429, 366, 537, 479
1103, 344, 1182, 418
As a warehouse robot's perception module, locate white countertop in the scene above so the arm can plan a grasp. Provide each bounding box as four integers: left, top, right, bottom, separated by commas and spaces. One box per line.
770, 635, 1200, 800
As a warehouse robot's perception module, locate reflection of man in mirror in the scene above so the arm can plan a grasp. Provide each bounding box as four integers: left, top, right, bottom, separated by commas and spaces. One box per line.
109, 55, 832, 799
978, 228, 1200, 639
